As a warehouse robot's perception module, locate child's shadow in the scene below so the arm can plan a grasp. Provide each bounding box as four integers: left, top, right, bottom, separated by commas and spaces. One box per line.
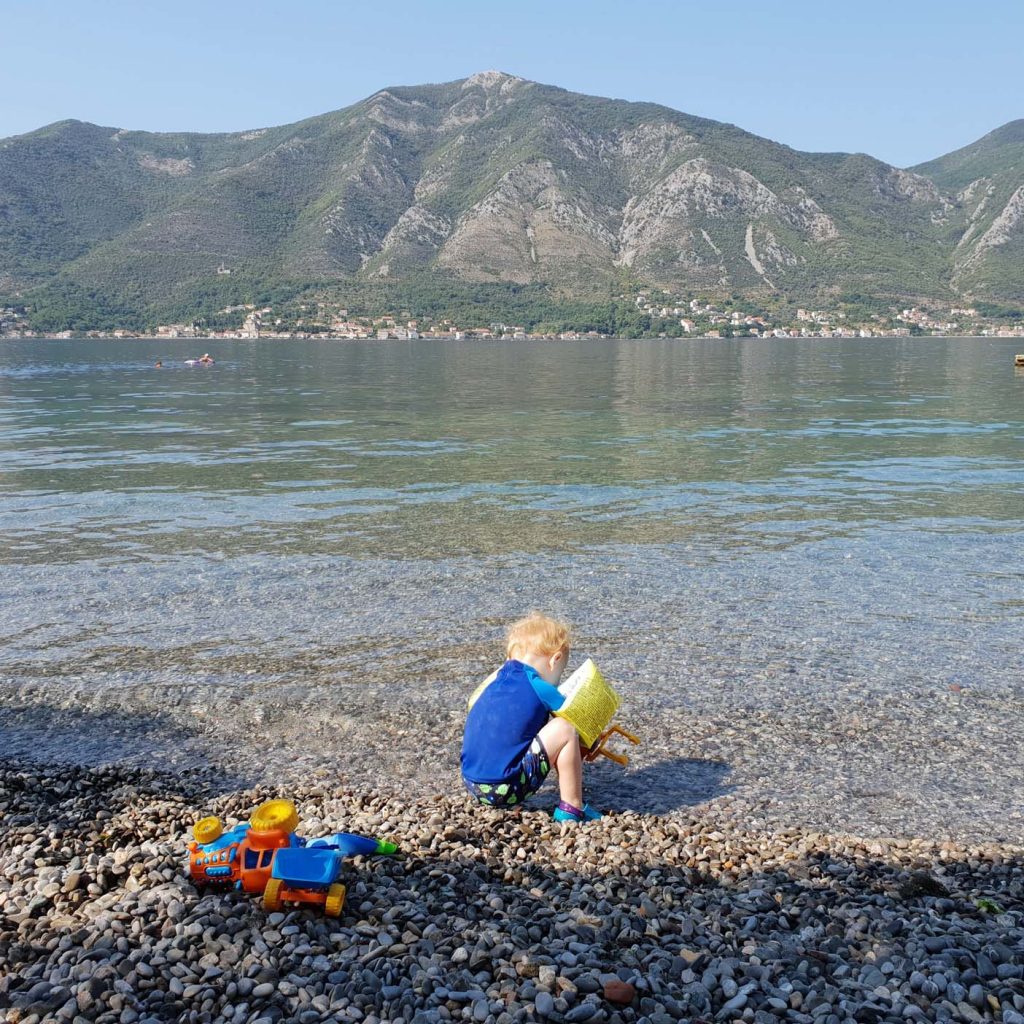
593, 756, 736, 814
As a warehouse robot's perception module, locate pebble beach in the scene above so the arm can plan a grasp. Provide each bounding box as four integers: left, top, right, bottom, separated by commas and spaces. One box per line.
1, 760, 1022, 1024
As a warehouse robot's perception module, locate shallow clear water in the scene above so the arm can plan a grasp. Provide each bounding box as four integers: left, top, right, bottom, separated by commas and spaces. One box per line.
1, 337, 1022, 834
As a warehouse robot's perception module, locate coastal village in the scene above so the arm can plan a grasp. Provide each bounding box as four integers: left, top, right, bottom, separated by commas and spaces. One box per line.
3, 292, 1024, 341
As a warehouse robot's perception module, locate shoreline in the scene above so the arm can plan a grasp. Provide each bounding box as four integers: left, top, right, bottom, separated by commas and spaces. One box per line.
2, 332, 1021, 343
1, 759, 1021, 1024
2, 676, 1022, 847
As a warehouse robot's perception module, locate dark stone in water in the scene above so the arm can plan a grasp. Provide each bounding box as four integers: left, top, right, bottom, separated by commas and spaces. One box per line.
897, 872, 949, 899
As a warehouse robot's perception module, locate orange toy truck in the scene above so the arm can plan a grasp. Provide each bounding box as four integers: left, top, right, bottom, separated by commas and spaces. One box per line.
188, 799, 395, 917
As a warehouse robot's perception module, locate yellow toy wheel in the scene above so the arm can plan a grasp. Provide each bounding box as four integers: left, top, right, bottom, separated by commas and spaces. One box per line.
193, 816, 223, 844
324, 882, 346, 917
263, 877, 283, 912
250, 799, 299, 835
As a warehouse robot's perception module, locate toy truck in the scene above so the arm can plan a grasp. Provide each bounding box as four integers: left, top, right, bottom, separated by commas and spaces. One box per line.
262, 831, 398, 916
187, 799, 396, 917
263, 847, 347, 915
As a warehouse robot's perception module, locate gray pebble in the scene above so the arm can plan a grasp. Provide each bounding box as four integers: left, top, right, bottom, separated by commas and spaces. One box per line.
565, 1004, 599, 1022
535, 991, 555, 1017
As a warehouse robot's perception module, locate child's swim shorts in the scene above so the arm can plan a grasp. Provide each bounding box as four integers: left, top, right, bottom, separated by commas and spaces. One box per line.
463, 737, 551, 807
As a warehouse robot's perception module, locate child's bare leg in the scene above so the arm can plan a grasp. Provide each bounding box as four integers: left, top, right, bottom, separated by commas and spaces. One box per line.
537, 717, 583, 808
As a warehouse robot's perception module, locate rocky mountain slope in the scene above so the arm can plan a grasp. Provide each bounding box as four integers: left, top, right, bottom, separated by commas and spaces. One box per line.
912, 120, 1024, 301
1, 72, 1021, 323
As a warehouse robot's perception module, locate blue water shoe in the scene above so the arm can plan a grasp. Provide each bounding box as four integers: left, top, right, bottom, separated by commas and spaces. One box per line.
552, 801, 603, 823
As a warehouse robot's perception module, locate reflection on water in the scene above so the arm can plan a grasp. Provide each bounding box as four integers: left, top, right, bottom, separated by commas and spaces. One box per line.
0, 336, 1021, 698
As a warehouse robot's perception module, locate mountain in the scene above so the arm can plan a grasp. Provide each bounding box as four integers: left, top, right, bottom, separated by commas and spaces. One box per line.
912, 121, 1024, 302
0, 72, 1021, 328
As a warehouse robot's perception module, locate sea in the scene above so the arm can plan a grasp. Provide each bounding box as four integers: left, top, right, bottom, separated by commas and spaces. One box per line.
1, 336, 1022, 834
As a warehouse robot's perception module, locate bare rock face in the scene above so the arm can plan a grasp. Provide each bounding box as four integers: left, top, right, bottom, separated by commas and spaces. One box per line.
786, 187, 839, 241
437, 161, 617, 283
613, 123, 699, 191
615, 159, 836, 290
373, 205, 453, 274
138, 155, 194, 176
967, 184, 1024, 254
952, 183, 1024, 292
441, 71, 529, 130
885, 168, 947, 204
362, 90, 434, 135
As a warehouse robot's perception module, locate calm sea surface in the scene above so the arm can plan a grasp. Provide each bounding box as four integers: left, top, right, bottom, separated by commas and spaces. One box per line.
1, 337, 1022, 805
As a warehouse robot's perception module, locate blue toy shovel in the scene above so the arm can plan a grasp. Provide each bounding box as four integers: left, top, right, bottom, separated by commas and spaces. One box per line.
308, 832, 398, 856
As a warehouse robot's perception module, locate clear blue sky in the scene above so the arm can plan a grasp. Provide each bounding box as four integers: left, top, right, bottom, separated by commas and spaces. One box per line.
3, 0, 1020, 167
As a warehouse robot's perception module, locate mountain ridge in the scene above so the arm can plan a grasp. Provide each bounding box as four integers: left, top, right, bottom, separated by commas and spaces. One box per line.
1, 72, 1022, 328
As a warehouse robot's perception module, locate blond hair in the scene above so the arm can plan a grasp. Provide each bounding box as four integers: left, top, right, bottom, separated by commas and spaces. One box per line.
506, 612, 571, 660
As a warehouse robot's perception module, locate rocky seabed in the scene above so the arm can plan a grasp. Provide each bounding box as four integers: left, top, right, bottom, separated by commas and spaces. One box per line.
0, 762, 1022, 1024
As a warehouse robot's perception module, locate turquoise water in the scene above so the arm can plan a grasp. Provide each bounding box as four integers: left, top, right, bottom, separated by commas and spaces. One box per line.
1, 336, 1022, 709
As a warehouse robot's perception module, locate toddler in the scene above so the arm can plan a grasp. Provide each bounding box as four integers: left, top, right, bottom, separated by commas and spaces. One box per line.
460, 612, 602, 822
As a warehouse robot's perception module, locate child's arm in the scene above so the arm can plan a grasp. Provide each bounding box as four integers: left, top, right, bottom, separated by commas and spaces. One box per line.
525, 672, 564, 713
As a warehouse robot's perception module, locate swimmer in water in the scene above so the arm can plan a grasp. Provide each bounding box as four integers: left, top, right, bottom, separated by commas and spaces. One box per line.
155, 360, 163, 368
199, 353, 214, 364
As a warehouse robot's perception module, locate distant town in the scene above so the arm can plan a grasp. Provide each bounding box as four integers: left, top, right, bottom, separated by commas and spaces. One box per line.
3, 291, 1024, 341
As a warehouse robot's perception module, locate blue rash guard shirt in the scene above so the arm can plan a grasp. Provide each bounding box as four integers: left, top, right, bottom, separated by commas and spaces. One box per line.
461, 659, 564, 784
